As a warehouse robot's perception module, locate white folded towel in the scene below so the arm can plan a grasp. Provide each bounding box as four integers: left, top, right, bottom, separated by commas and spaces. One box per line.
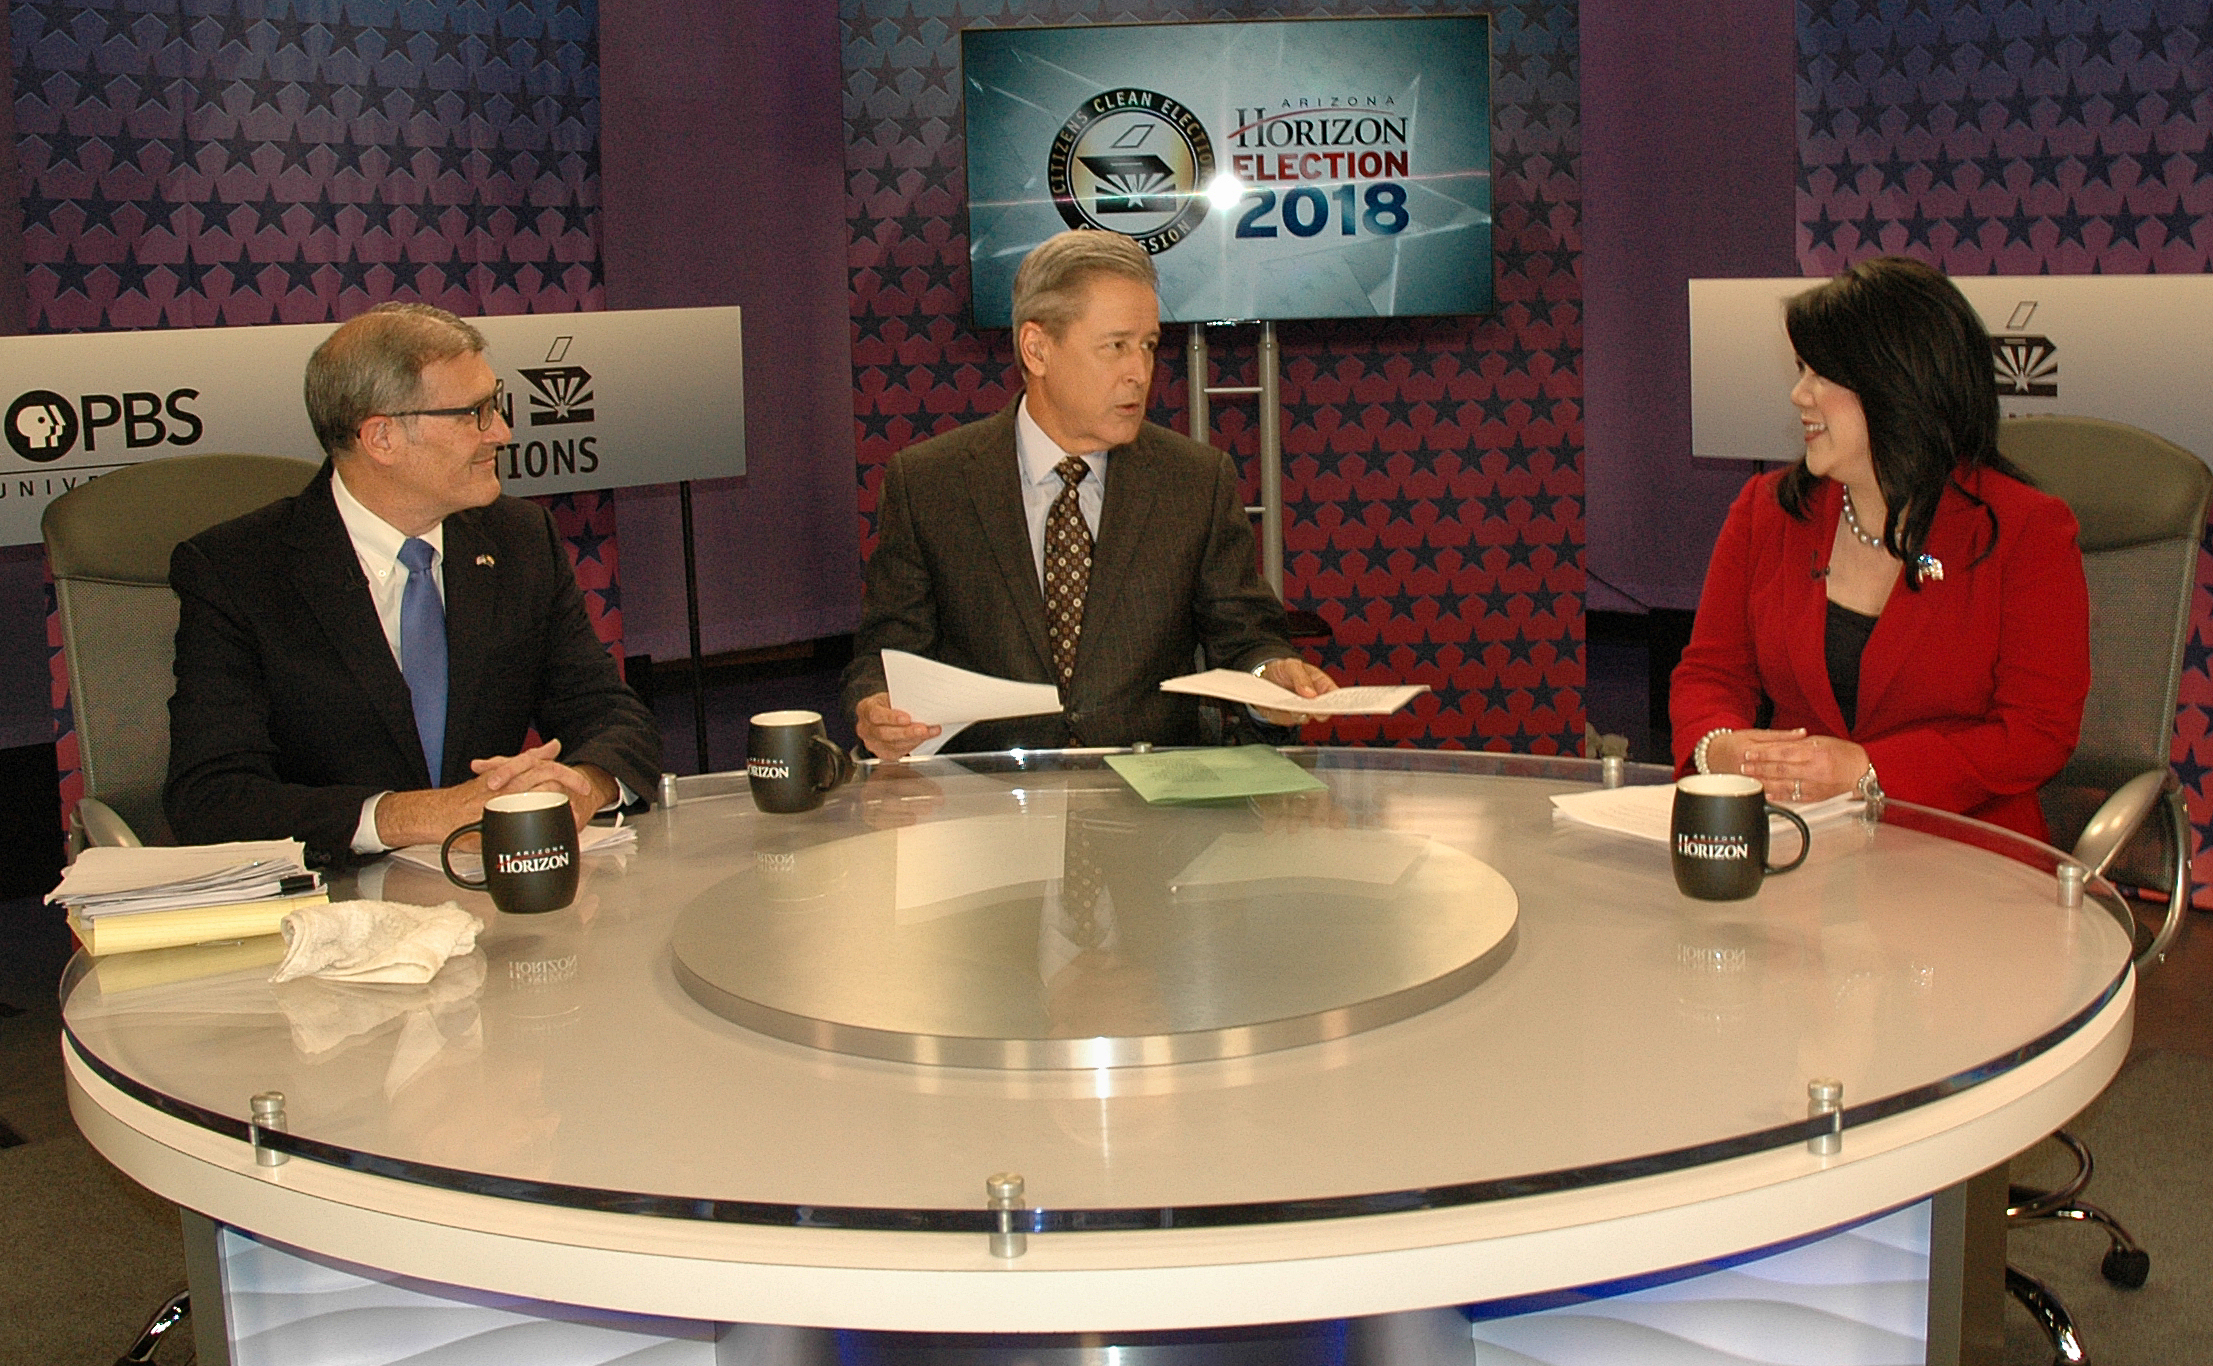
271, 900, 482, 985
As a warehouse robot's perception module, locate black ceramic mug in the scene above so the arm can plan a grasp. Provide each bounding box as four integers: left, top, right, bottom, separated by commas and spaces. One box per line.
1671, 774, 1812, 901
441, 790, 580, 914
747, 710, 851, 814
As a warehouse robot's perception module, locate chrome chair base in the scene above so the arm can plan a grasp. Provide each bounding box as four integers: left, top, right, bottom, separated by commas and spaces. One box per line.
2006, 1267, 2087, 1364
115, 1289, 188, 1365
2006, 1128, 2152, 1364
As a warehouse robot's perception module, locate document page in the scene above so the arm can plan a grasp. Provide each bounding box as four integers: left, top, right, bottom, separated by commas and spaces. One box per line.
1159, 669, 1429, 716
1104, 746, 1327, 804
883, 650, 1063, 756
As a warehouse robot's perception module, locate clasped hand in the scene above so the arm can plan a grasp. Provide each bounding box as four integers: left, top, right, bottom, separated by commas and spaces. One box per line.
374, 738, 615, 848
1710, 728, 1869, 804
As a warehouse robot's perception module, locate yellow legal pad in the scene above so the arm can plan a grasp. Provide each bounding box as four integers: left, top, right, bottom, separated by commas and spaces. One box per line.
67, 890, 328, 957
1104, 746, 1327, 805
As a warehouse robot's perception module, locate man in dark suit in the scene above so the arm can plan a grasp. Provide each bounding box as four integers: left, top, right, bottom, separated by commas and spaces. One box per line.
166, 302, 658, 864
843, 230, 1335, 759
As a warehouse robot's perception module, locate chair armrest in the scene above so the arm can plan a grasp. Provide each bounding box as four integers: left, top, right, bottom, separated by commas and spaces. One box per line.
72, 798, 143, 852
2070, 770, 2193, 968
2071, 769, 2168, 879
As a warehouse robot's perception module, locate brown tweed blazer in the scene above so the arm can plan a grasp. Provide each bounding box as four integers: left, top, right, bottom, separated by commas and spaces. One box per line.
841, 404, 1295, 751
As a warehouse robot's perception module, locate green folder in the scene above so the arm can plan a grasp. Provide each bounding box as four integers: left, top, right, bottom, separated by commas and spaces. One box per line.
1104, 746, 1327, 805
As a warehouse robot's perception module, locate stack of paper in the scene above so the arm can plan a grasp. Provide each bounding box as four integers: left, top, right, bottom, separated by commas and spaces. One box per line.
1548, 786, 1862, 844
50, 840, 327, 956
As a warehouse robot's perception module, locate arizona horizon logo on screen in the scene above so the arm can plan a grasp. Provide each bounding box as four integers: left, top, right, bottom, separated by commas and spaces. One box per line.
1049, 88, 1216, 254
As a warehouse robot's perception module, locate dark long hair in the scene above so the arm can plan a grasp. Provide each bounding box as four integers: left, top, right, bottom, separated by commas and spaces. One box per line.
1777, 257, 2029, 583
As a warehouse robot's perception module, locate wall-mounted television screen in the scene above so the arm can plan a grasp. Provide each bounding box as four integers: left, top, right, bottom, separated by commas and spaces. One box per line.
961, 16, 1493, 327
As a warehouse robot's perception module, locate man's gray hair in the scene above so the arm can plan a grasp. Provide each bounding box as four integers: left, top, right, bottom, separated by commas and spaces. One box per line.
1010, 230, 1158, 338
306, 302, 487, 456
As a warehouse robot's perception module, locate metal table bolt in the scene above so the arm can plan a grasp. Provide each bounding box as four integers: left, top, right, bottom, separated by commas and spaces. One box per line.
2056, 863, 2085, 909
658, 772, 681, 810
250, 1091, 289, 1167
1807, 1078, 1843, 1156
1600, 755, 1625, 788
986, 1172, 1028, 1259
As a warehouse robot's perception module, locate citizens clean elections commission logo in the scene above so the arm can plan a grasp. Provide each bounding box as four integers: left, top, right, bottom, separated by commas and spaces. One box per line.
1049, 89, 1215, 254
521, 335, 595, 426
7, 391, 78, 462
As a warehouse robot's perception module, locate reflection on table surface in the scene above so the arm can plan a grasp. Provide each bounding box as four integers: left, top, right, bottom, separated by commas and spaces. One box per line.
674, 774, 1520, 1068
62, 749, 2134, 1226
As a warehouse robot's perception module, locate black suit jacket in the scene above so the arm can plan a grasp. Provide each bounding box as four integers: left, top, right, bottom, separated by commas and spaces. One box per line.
165, 462, 660, 864
841, 406, 1294, 750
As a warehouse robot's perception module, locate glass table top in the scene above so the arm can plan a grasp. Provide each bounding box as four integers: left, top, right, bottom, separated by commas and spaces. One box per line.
62, 749, 2136, 1233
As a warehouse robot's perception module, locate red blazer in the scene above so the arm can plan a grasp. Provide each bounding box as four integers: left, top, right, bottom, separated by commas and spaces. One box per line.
1671, 467, 2089, 840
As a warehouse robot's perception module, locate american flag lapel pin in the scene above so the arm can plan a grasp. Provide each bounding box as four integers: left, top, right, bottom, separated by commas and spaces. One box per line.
476, 554, 495, 568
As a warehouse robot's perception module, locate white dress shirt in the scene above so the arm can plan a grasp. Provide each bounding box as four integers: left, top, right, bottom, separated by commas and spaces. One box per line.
330, 468, 445, 853
1014, 395, 1107, 588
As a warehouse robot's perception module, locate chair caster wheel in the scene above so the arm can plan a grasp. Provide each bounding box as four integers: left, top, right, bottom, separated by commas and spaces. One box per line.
2101, 1247, 2150, 1288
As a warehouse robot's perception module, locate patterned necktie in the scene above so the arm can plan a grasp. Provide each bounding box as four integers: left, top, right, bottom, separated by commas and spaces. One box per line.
1042, 455, 1093, 690
397, 537, 448, 785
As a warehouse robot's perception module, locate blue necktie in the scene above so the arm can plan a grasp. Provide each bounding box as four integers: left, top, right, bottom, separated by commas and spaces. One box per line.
397, 537, 448, 785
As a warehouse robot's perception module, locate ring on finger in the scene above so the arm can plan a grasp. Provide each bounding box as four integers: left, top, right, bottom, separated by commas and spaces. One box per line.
1791, 780, 1802, 801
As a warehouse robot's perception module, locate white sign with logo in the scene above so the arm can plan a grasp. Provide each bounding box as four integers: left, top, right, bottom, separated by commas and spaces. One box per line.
1690, 276, 2213, 465
0, 306, 743, 546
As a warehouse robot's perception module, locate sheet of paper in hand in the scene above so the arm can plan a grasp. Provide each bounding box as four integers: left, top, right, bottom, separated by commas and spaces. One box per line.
1160, 669, 1429, 716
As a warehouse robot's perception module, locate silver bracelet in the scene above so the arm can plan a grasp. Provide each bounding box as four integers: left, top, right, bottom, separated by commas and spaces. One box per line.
1693, 728, 1733, 775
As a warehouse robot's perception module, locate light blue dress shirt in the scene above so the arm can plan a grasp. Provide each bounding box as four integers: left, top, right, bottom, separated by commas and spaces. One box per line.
1014, 396, 1107, 590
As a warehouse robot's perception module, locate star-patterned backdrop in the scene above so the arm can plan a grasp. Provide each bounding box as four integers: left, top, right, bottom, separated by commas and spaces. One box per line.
6, 0, 623, 825
845, 0, 1587, 753
1795, 0, 2213, 894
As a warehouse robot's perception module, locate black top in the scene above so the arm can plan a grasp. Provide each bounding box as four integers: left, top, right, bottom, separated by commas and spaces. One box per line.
1825, 599, 1880, 732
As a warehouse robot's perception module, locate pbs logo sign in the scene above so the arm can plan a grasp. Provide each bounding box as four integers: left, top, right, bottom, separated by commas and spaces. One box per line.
7, 388, 204, 462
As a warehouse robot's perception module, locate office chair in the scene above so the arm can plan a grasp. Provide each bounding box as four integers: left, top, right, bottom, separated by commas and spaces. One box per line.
43, 453, 320, 851
1996, 414, 2211, 1364
43, 454, 318, 1366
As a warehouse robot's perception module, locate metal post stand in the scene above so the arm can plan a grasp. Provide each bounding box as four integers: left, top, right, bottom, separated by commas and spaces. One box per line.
1186, 320, 1285, 596
678, 480, 710, 775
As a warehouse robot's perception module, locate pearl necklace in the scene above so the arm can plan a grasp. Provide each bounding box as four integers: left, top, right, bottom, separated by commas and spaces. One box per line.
1839, 487, 1887, 553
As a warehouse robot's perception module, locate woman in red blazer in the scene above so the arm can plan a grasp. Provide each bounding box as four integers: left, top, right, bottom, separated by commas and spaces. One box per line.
1670, 258, 2089, 841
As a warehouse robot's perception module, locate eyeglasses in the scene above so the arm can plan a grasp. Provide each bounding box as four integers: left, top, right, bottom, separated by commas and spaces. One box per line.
388, 380, 506, 431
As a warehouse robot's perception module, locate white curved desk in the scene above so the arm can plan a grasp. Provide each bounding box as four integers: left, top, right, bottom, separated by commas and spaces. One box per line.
62, 751, 2135, 1359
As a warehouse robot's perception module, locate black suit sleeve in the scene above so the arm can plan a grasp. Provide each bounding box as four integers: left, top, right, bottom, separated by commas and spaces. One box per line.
520, 505, 661, 800
840, 453, 938, 725
165, 538, 383, 862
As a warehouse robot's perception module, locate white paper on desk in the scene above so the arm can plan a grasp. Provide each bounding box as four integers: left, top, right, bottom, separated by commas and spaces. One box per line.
883, 649, 1063, 757
1549, 786, 1862, 844
1160, 669, 1429, 716
388, 823, 637, 879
